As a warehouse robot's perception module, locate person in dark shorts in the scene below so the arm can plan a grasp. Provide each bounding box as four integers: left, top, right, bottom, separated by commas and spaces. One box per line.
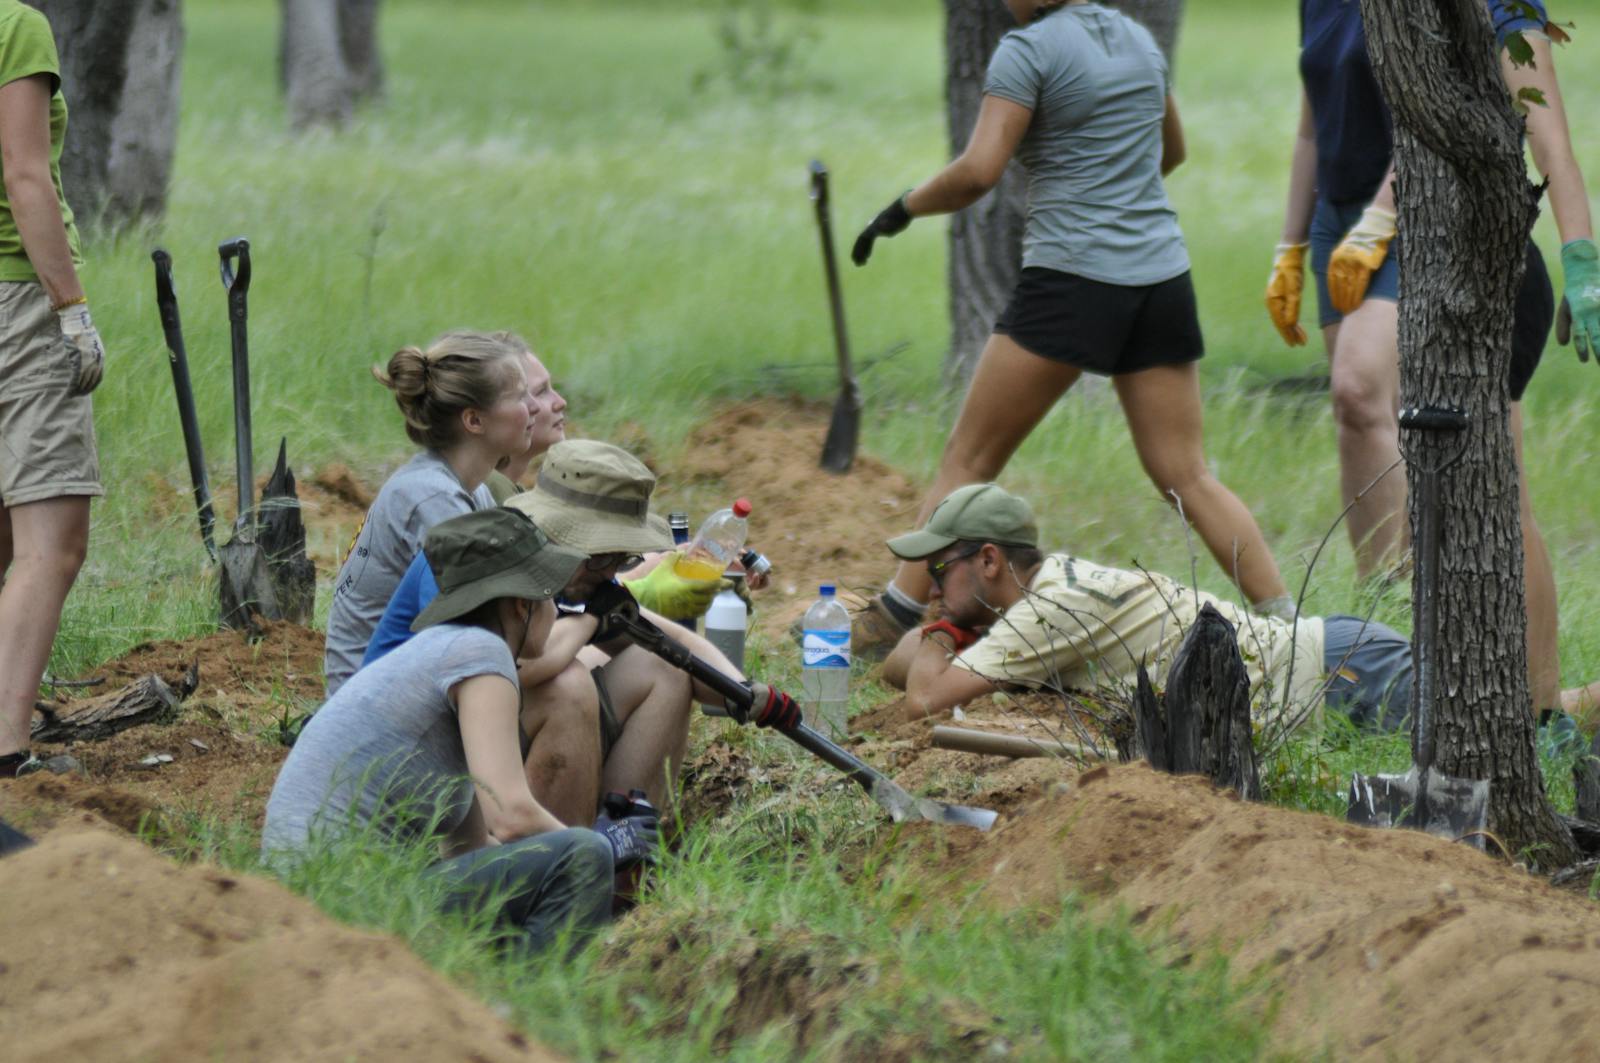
847, 0, 1290, 660
1265, 0, 1597, 716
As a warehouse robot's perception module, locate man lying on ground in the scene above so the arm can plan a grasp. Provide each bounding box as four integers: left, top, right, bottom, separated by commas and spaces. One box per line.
362, 440, 797, 828
880, 483, 1595, 740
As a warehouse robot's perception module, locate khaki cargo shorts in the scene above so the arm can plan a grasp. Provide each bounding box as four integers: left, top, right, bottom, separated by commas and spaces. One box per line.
0, 281, 102, 507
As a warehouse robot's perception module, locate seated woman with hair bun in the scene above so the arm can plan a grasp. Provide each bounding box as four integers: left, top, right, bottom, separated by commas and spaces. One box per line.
324, 329, 537, 694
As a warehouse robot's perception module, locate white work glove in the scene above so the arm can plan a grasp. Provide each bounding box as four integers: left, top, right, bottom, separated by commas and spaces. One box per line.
57, 302, 105, 395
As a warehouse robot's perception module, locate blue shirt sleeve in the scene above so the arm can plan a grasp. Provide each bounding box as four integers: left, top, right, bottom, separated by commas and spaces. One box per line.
1489, 0, 1547, 50
360, 552, 440, 668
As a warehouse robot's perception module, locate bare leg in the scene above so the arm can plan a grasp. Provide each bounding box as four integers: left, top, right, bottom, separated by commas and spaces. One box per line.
1112, 362, 1287, 604
1511, 405, 1560, 713
520, 660, 603, 827
888, 332, 1082, 605
596, 645, 692, 812
1326, 299, 1405, 577
0, 497, 90, 758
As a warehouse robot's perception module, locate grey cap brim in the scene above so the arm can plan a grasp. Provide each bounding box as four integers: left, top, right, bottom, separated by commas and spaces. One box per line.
886, 528, 960, 561
411, 544, 585, 632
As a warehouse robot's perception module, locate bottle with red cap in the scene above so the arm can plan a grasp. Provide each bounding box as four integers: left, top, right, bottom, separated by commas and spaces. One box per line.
673, 498, 752, 581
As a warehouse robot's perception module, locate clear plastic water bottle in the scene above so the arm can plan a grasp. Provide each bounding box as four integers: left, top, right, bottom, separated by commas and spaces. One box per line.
704, 577, 748, 672
801, 583, 850, 737
674, 499, 751, 581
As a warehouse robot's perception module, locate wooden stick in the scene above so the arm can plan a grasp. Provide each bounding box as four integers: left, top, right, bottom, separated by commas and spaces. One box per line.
931, 725, 1101, 761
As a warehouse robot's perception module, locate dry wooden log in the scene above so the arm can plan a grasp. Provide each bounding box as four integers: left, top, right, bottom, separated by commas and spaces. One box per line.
1131, 663, 1165, 768
931, 725, 1100, 761
260, 437, 316, 625
1137, 604, 1260, 800
29, 665, 197, 744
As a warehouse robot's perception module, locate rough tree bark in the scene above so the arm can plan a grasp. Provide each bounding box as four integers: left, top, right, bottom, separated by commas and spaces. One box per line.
941, 0, 1184, 383
1361, 0, 1578, 867
26, 0, 183, 233
279, 0, 383, 131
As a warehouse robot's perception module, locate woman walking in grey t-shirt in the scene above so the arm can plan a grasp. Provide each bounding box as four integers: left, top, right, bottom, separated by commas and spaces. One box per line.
848, 0, 1288, 657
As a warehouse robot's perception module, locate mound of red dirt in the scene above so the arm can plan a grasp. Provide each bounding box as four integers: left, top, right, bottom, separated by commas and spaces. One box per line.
680, 399, 924, 640
0, 828, 559, 1062
915, 763, 1600, 1060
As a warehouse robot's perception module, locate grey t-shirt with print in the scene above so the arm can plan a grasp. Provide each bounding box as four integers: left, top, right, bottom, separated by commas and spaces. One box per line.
984, 3, 1189, 286
264, 623, 518, 856
324, 451, 495, 694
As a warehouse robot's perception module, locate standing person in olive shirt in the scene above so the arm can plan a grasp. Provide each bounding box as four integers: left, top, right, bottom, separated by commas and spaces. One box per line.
0, 2, 108, 780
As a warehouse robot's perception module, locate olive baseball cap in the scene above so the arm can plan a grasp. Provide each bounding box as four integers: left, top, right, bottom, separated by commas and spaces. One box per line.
506, 440, 672, 555
885, 483, 1038, 560
412, 507, 586, 632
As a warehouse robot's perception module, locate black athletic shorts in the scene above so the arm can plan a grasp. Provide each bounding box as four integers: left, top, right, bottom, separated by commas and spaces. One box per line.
993, 267, 1205, 376
1509, 240, 1553, 402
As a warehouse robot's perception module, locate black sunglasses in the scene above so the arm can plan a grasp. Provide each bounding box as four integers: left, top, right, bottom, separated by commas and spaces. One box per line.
585, 552, 644, 572
926, 543, 983, 587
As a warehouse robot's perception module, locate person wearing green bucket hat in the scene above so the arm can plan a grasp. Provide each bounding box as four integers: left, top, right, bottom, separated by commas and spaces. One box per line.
357, 440, 789, 831
264, 508, 629, 954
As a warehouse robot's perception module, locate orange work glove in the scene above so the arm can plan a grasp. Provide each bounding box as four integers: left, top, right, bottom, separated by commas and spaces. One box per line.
1327, 205, 1396, 315
1265, 242, 1309, 346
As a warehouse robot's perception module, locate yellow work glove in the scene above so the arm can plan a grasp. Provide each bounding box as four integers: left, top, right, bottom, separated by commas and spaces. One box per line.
622, 552, 721, 621
1265, 242, 1309, 346
1327, 205, 1396, 315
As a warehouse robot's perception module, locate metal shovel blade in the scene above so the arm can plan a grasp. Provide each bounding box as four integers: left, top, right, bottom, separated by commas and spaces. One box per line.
868, 774, 999, 831
1346, 767, 1488, 846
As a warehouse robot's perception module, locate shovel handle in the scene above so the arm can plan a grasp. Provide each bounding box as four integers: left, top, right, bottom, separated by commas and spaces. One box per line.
1399, 406, 1467, 434
219, 238, 254, 524
808, 158, 828, 206
152, 249, 218, 561
219, 237, 252, 304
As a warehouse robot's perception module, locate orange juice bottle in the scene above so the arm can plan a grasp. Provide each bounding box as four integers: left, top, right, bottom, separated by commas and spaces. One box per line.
674, 498, 751, 581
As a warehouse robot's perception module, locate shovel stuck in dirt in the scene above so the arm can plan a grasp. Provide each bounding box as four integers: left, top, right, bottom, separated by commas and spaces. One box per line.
808, 160, 863, 475
216, 237, 280, 630
1346, 406, 1488, 845
616, 612, 997, 830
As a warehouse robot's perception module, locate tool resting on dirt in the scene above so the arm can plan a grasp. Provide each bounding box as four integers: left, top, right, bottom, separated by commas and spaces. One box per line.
809, 160, 863, 474
152, 249, 217, 561
216, 237, 280, 629
1347, 405, 1488, 845
612, 605, 997, 830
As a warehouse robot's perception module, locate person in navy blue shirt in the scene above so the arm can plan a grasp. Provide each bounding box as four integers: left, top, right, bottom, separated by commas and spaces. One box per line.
1265, 0, 1598, 721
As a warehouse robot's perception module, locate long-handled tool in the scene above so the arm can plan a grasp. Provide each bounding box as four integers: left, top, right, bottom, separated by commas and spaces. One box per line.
618, 612, 996, 830
151, 249, 217, 561
1347, 406, 1488, 843
216, 237, 280, 630
809, 160, 863, 474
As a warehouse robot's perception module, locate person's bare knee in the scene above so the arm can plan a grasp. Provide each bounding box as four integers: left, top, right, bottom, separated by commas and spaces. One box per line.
1329, 309, 1399, 435
521, 660, 599, 741
521, 661, 603, 825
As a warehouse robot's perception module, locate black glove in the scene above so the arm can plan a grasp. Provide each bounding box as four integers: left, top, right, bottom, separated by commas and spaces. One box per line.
745, 681, 802, 731
593, 802, 659, 871
851, 194, 913, 266
585, 579, 639, 644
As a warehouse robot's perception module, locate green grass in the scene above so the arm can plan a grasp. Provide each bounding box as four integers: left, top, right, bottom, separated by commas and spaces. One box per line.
45, 0, 1600, 1056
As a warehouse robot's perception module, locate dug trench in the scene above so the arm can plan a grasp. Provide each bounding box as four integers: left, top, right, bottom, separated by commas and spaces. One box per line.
4, 397, 1599, 1060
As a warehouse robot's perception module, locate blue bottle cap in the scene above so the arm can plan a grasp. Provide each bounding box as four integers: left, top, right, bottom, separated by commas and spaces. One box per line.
819, 583, 835, 596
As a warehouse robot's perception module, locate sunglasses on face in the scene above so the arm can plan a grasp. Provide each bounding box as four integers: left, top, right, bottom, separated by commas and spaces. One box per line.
585, 552, 644, 572
926, 543, 983, 588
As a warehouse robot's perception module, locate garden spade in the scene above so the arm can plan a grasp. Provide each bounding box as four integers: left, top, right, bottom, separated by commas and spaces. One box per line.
151, 249, 217, 561
1346, 406, 1488, 845
809, 160, 862, 474
216, 237, 280, 630
615, 610, 996, 830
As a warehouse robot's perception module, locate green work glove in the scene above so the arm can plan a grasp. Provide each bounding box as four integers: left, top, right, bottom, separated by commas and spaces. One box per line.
622, 552, 721, 621
1558, 238, 1600, 363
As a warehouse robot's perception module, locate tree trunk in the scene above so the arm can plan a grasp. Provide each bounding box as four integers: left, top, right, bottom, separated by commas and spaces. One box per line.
337, 0, 383, 102
940, 0, 1184, 384
1361, 0, 1578, 867
26, 0, 183, 233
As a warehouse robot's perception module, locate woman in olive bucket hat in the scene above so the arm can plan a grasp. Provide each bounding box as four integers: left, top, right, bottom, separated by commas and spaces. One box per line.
264, 507, 655, 953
